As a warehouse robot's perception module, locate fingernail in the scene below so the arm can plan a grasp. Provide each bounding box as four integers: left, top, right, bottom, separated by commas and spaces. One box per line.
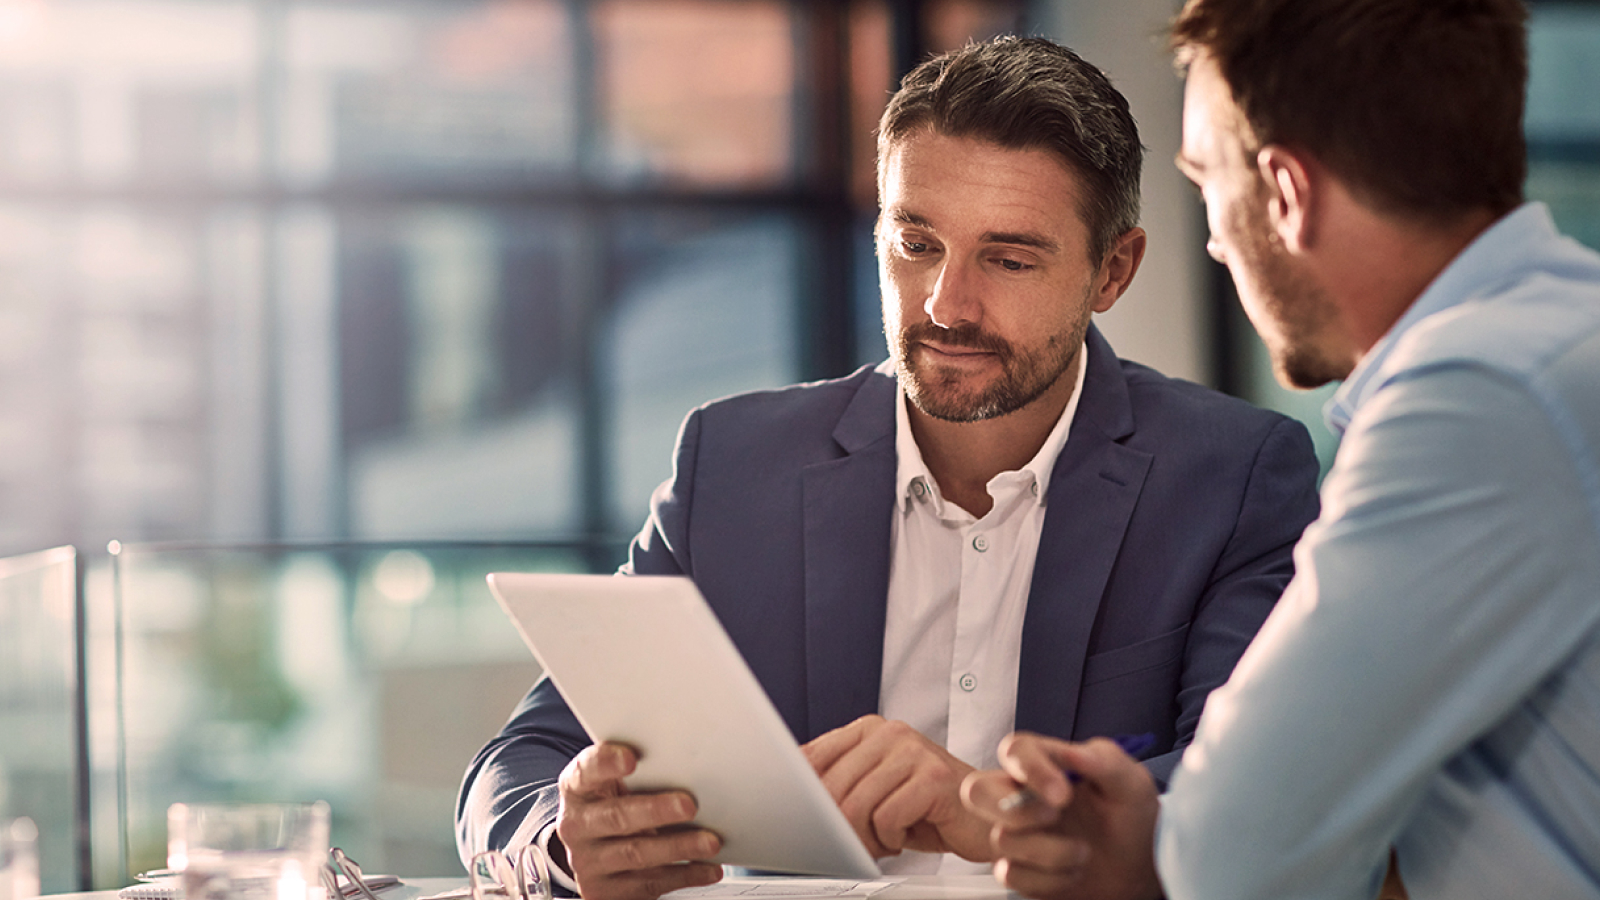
676, 795, 696, 819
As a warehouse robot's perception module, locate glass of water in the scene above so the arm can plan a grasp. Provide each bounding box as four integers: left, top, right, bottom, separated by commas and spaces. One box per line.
168, 803, 331, 900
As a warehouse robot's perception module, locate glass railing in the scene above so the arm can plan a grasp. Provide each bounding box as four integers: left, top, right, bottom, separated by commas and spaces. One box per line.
0, 546, 84, 894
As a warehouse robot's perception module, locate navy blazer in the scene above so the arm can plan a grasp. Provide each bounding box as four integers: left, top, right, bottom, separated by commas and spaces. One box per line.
456, 325, 1321, 860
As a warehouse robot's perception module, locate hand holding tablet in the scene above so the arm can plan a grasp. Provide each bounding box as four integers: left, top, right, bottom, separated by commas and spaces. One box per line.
486, 573, 881, 894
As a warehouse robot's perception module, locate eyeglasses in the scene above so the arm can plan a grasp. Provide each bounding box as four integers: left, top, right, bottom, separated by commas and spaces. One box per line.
468, 846, 552, 900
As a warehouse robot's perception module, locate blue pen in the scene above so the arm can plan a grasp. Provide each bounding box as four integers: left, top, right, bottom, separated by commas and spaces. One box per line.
998, 732, 1156, 812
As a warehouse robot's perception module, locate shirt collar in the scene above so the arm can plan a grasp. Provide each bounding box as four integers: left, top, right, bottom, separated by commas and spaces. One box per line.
894, 340, 1088, 515
1324, 202, 1558, 435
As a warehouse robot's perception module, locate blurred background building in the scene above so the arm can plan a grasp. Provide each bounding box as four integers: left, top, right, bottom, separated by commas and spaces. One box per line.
0, 0, 1596, 892
0, 0, 1593, 560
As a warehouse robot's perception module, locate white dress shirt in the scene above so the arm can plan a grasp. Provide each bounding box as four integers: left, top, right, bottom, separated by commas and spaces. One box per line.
877, 345, 1086, 875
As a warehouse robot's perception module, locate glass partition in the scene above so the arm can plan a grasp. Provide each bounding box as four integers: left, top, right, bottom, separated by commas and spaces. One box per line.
0, 546, 83, 894
98, 541, 609, 887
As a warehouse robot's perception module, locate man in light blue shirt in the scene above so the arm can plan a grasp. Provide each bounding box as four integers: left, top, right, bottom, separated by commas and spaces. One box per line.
961, 1, 1600, 898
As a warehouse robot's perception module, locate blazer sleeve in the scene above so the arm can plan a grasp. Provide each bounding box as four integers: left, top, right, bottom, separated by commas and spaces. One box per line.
1144, 415, 1321, 785
454, 409, 706, 863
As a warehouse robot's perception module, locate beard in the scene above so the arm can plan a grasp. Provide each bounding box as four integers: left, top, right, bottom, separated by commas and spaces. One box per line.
1229, 194, 1350, 389
890, 301, 1089, 423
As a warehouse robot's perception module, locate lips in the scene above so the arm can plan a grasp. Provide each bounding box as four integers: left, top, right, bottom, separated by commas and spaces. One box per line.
920, 340, 995, 359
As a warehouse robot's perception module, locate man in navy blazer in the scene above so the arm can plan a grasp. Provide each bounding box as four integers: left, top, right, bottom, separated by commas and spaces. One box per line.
458, 37, 1320, 900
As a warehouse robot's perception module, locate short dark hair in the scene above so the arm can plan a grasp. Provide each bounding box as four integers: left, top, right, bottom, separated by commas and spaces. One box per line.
878, 36, 1143, 263
1171, 0, 1528, 221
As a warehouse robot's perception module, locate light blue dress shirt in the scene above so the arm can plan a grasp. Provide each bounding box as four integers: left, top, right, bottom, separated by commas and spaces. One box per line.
1156, 203, 1600, 900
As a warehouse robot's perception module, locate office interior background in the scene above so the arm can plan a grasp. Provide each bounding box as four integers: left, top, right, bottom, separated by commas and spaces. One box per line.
0, 0, 1597, 892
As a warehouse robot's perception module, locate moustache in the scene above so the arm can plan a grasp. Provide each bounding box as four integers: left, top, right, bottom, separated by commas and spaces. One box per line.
899, 322, 1013, 356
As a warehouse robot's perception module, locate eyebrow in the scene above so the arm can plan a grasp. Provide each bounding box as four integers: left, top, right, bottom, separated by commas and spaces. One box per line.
887, 209, 1060, 254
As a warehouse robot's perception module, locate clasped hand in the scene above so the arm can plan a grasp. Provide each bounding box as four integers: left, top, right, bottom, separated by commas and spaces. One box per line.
960, 732, 1163, 900
803, 714, 992, 862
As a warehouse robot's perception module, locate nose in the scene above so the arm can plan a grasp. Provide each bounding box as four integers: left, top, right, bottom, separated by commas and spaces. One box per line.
924, 257, 981, 329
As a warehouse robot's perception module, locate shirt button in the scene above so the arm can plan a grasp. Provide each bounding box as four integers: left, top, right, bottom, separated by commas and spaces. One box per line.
959, 673, 977, 692
911, 480, 927, 498
1031, 482, 1040, 496
972, 535, 988, 552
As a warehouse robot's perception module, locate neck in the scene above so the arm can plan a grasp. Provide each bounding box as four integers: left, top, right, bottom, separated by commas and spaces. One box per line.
1326, 203, 1504, 361
908, 352, 1080, 518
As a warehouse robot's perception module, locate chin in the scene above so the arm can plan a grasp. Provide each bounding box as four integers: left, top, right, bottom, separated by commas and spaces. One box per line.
1270, 343, 1352, 390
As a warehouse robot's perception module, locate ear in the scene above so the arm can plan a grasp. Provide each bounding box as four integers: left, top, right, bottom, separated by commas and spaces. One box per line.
1092, 226, 1147, 313
1256, 145, 1315, 253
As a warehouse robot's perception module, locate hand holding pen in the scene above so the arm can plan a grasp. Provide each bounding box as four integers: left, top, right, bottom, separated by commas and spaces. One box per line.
997, 733, 1156, 812
960, 732, 1164, 900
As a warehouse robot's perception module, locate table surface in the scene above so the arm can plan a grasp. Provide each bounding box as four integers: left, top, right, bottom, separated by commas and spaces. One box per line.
46, 874, 1018, 900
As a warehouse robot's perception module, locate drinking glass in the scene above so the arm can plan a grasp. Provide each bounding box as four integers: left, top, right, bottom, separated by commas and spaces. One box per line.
168, 803, 331, 900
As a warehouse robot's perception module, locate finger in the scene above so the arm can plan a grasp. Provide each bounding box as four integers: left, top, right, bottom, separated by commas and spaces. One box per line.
991, 826, 1091, 872
829, 758, 896, 859
866, 756, 967, 855
1053, 738, 1155, 802
855, 764, 920, 853
801, 715, 876, 774
579, 861, 723, 900
962, 770, 1022, 824
994, 855, 1087, 900
563, 742, 640, 798
561, 791, 699, 844
584, 828, 723, 878
817, 716, 925, 801
997, 732, 1075, 808
815, 722, 918, 856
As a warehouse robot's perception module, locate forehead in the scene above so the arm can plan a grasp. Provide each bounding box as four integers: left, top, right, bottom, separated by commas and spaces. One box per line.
879, 129, 1088, 238
1180, 54, 1252, 171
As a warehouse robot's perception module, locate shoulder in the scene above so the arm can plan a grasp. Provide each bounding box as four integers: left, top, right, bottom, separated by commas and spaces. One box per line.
690, 363, 888, 425
1357, 291, 1600, 510
680, 364, 895, 458
1385, 287, 1600, 395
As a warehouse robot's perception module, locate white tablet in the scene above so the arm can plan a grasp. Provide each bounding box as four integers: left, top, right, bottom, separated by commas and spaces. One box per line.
486, 572, 881, 879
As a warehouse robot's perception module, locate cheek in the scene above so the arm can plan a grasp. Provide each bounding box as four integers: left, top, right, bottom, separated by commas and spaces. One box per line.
879, 258, 927, 318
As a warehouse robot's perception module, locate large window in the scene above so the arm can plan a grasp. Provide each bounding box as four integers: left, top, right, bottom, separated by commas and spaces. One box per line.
0, 7, 1032, 891
0, 0, 1024, 563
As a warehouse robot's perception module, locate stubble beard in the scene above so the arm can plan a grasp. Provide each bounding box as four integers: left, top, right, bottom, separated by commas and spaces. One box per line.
1231, 195, 1350, 389
891, 303, 1089, 423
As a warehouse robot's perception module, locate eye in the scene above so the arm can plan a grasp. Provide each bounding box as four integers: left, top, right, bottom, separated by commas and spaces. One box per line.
901, 239, 930, 255
998, 258, 1027, 272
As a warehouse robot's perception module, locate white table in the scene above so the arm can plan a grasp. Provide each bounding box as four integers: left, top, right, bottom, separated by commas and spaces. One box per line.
46, 874, 1018, 900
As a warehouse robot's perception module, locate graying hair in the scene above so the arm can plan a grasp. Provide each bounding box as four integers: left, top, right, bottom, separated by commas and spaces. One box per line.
878, 36, 1144, 262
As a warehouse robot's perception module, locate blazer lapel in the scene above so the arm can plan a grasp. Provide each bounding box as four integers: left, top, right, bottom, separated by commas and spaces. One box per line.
800, 367, 898, 739
1016, 327, 1153, 737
